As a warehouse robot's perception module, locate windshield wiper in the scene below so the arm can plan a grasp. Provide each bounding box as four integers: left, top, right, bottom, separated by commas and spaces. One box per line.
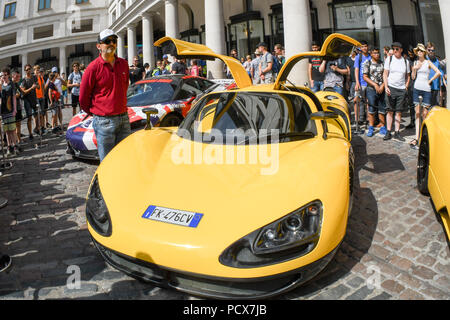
271, 132, 315, 142
239, 131, 315, 144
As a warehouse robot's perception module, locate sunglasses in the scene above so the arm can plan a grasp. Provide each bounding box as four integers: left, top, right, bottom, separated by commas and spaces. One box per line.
427, 49, 435, 52
393, 48, 401, 51
101, 37, 117, 45
25, 68, 31, 71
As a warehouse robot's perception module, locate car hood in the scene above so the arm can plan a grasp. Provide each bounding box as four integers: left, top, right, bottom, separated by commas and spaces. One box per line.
92, 128, 351, 276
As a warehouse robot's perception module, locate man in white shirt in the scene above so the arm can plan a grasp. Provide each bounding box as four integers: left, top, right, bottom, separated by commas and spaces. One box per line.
383, 42, 410, 141
258, 42, 274, 84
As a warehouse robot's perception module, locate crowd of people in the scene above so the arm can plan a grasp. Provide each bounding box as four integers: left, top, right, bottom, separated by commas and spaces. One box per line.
308, 39, 446, 148
0, 63, 85, 158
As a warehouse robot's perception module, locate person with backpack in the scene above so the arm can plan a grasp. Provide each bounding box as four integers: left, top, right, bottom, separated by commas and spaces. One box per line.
68, 62, 83, 117
47, 72, 63, 136
273, 44, 285, 78
258, 42, 274, 84
363, 47, 386, 137
383, 42, 411, 141
354, 41, 371, 131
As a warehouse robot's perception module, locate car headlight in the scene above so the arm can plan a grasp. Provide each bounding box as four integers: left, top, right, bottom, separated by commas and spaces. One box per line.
219, 200, 322, 268
86, 175, 112, 236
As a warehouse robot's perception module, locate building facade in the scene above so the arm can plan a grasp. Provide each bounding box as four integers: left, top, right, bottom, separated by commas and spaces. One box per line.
0, 0, 445, 78
0, 0, 109, 75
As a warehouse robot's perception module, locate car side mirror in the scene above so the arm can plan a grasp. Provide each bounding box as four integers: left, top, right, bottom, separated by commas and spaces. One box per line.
310, 111, 339, 140
143, 107, 159, 130
310, 111, 339, 120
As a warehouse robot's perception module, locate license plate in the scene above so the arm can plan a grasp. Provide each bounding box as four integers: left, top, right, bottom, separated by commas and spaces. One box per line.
142, 205, 203, 228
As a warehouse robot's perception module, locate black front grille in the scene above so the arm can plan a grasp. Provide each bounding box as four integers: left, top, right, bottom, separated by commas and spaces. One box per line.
92, 238, 340, 299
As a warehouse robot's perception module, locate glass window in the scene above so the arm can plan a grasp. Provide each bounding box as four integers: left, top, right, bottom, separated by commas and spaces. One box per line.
229, 19, 264, 58
179, 92, 317, 145
127, 81, 176, 106
38, 0, 51, 10
333, 0, 392, 52
419, 0, 445, 58
4, 2, 16, 19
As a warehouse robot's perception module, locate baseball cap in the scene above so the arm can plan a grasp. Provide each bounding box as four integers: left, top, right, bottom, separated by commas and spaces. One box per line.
163, 54, 168, 59
254, 49, 261, 55
51, 67, 58, 73
391, 42, 403, 49
257, 42, 268, 49
98, 29, 118, 43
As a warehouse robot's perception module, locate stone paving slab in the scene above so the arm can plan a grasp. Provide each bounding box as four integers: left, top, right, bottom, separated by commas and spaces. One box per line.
0, 108, 448, 300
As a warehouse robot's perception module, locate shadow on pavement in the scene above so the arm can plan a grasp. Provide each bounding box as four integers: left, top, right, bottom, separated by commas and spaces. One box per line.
0, 133, 105, 299
280, 135, 404, 299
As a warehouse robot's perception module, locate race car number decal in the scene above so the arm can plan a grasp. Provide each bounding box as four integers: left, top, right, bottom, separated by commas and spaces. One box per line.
142, 205, 203, 228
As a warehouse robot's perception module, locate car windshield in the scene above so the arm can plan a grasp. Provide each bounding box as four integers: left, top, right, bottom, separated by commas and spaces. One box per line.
178, 92, 317, 145
127, 81, 176, 107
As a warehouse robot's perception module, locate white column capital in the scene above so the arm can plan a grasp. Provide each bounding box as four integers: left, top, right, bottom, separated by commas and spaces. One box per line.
140, 11, 156, 20
126, 22, 137, 30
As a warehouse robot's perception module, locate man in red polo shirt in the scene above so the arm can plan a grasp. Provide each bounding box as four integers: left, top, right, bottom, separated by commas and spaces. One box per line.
79, 29, 131, 161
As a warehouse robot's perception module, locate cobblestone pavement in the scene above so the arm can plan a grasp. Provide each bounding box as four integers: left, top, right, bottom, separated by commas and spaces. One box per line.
0, 108, 448, 300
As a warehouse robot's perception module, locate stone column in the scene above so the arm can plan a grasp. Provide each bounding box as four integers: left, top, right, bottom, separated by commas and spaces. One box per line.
205, 0, 226, 79
59, 46, 67, 76
439, 0, 450, 109
141, 12, 155, 68
127, 23, 137, 66
117, 30, 125, 59
282, 0, 312, 85
165, 0, 179, 38
21, 53, 28, 77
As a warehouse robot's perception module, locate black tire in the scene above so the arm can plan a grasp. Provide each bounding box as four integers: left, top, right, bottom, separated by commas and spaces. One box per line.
159, 113, 183, 127
417, 127, 430, 195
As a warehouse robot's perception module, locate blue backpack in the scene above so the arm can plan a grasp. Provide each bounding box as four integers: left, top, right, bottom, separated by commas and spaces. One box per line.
272, 56, 281, 74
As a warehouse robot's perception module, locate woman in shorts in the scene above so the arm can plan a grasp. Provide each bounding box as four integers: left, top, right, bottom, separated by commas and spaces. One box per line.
409, 44, 441, 149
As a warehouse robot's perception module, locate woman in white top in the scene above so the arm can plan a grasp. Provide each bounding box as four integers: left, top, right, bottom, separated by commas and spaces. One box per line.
410, 43, 441, 149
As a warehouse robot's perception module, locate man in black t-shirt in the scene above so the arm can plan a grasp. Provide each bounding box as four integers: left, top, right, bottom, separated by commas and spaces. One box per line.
19, 64, 39, 140
346, 48, 358, 102
171, 58, 187, 75
308, 41, 324, 92
129, 56, 145, 84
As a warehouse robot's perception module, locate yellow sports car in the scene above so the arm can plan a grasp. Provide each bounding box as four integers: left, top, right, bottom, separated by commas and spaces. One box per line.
417, 107, 450, 240
86, 34, 361, 299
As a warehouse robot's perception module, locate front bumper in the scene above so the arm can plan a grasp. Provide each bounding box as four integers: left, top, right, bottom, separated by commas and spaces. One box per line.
66, 141, 100, 160
92, 237, 340, 299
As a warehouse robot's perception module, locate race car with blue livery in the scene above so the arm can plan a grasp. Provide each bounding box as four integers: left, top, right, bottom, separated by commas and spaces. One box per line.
65, 75, 221, 160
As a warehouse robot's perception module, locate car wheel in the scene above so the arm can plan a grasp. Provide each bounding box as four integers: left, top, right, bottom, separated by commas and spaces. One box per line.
159, 113, 182, 127
417, 127, 430, 196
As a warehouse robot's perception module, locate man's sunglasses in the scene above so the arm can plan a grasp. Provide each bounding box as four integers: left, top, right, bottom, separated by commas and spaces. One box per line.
393, 47, 401, 51
101, 37, 117, 45
25, 68, 31, 71
427, 49, 435, 52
